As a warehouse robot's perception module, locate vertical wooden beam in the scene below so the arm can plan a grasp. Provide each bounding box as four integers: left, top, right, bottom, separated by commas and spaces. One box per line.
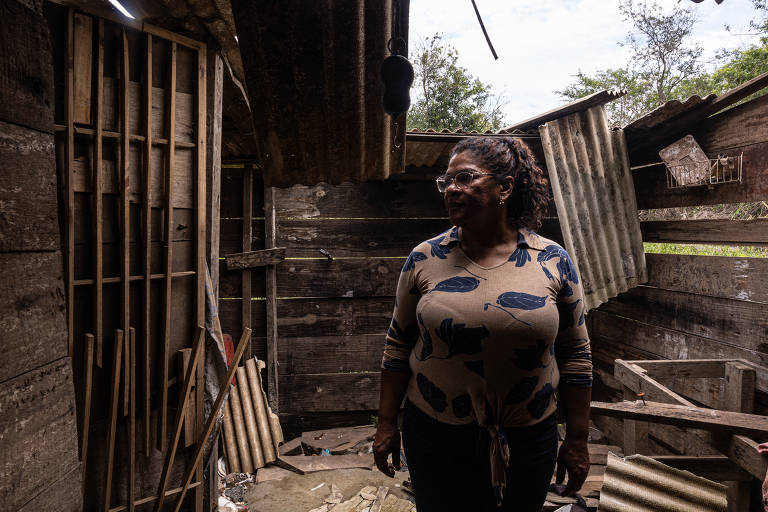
120, 28, 131, 417
103, 330, 124, 511
153, 327, 205, 512
80, 334, 95, 497
93, 19, 105, 368
206, 51, 223, 295
622, 386, 649, 455
723, 361, 756, 512
158, 41, 177, 452
177, 348, 196, 447
143, 32, 153, 457
73, 13, 93, 124
194, 43, 207, 512
241, 164, 253, 360
65, 8, 75, 359
129, 327, 136, 512
264, 186, 278, 412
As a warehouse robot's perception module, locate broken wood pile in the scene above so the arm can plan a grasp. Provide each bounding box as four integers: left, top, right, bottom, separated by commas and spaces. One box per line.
590, 358, 768, 512
307, 485, 413, 512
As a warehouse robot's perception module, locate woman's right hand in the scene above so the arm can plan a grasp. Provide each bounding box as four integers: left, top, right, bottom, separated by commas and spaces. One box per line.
373, 421, 401, 477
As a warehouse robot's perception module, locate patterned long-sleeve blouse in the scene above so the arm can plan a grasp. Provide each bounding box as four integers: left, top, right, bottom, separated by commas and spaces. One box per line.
382, 226, 592, 429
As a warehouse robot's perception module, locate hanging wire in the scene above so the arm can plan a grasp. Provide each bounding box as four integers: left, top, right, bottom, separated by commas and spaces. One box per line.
470, 0, 498, 60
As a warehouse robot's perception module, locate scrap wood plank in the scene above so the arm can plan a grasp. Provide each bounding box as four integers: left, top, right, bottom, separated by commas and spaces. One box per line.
712, 434, 767, 480
275, 454, 375, 475
614, 359, 695, 407
590, 400, 768, 438
301, 425, 376, 454
225, 247, 286, 270
622, 359, 732, 379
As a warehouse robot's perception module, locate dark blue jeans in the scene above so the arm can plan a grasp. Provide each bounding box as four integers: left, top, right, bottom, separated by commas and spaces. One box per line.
402, 400, 557, 512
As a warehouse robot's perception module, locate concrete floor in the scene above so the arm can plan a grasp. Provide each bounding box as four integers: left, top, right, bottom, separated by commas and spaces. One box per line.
245, 468, 412, 512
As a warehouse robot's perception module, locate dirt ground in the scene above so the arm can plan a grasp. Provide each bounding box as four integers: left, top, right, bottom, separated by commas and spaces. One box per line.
244, 468, 413, 512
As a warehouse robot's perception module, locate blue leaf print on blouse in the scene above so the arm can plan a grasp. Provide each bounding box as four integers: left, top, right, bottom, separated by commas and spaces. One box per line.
427, 238, 452, 259
527, 383, 554, 419
417, 373, 447, 412
402, 251, 427, 272
505, 376, 539, 404
557, 299, 582, 332
417, 312, 433, 360
512, 339, 548, 371
484, 291, 547, 326
452, 393, 473, 418
537, 245, 569, 264
435, 318, 490, 357
433, 276, 480, 293
508, 246, 531, 267
464, 360, 485, 377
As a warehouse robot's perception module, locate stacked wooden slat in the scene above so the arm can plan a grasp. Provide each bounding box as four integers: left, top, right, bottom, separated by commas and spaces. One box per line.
222, 357, 283, 473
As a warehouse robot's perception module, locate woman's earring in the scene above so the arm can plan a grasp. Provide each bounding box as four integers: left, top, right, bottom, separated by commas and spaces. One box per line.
499, 198, 505, 206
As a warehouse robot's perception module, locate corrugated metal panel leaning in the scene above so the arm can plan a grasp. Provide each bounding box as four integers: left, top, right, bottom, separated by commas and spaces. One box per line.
599, 452, 727, 512
540, 105, 647, 311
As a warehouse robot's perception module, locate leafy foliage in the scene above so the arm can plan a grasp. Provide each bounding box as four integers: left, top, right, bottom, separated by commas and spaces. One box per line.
408, 34, 506, 132
556, 0, 768, 126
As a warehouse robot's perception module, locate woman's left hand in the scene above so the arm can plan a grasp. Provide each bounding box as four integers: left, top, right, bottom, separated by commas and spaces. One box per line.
556, 437, 590, 496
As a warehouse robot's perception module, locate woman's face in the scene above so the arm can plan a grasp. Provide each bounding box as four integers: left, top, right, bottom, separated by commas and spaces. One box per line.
443, 151, 511, 227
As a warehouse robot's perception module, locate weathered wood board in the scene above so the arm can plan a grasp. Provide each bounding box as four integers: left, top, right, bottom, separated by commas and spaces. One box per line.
278, 373, 380, 413
277, 454, 374, 474
0, 121, 59, 252
0, 251, 67, 383
0, 0, 55, 133
641, 219, 768, 246
0, 359, 81, 511
278, 335, 384, 374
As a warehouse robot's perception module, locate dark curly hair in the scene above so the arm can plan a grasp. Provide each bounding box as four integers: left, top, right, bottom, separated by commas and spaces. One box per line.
449, 136, 549, 231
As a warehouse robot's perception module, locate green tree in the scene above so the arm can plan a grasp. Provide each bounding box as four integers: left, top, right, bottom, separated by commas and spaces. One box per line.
408, 34, 505, 132
557, 0, 703, 126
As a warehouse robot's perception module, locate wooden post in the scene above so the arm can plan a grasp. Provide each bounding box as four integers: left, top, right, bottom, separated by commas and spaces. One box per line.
723, 361, 755, 512
142, 31, 153, 457
93, 19, 105, 369
242, 164, 253, 360
80, 334, 95, 497
194, 42, 207, 512
103, 330, 124, 511
622, 386, 649, 455
129, 327, 136, 512
158, 41, 177, 452
177, 348, 197, 447
264, 186, 279, 412
206, 50, 223, 295
65, 9, 75, 359
153, 327, 205, 512
173, 329, 252, 512
120, 29, 131, 417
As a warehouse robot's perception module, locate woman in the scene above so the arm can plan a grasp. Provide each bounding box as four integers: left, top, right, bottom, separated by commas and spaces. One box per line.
373, 136, 592, 511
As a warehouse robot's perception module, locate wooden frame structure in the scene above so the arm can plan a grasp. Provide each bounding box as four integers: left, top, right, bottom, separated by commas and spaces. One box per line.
597, 358, 766, 512
51, 5, 209, 510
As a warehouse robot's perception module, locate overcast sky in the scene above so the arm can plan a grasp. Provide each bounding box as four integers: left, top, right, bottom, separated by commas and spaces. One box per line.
409, 0, 764, 126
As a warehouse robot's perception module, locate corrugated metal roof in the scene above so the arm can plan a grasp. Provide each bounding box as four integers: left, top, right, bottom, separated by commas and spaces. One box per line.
599, 452, 727, 512
539, 106, 647, 311
502, 90, 626, 133
623, 94, 716, 133
230, 0, 408, 187
404, 129, 539, 169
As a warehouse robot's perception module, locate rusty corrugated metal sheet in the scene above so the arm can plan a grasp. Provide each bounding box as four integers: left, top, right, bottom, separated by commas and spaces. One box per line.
623, 94, 716, 133
230, 0, 408, 187
539, 106, 646, 311
599, 453, 727, 512
502, 89, 626, 133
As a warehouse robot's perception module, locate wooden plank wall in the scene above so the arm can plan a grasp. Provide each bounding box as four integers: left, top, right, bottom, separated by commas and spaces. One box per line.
46, 5, 209, 510
0, 0, 82, 510
217, 162, 565, 433
592, 93, 768, 454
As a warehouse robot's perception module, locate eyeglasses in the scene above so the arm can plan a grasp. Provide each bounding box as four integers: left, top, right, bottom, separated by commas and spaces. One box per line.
435, 170, 495, 193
